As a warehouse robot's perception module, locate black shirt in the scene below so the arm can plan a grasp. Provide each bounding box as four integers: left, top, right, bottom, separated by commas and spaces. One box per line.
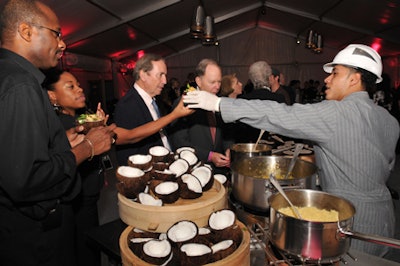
0, 48, 80, 220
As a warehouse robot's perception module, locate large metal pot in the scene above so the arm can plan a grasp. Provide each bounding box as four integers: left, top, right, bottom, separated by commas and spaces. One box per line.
230, 156, 318, 212
230, 143, 271, 164
268, 189, 400, 263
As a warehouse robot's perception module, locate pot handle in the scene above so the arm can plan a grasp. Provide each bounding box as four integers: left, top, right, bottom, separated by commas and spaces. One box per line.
338, 226, 400, 249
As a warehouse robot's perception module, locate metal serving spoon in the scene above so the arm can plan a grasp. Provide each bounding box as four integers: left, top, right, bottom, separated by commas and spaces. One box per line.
269, 173, 302, 219
284, 143, 304, 179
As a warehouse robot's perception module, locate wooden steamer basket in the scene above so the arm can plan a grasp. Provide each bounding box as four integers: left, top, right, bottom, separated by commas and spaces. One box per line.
119, 221, 250, 266
118, 181, 227, 232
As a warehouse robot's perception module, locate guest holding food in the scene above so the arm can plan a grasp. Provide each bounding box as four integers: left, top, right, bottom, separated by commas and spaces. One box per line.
0, 1, 115, 265
183, 44, 400, 257
114, 53, 194, 165
43, 68, 110, 266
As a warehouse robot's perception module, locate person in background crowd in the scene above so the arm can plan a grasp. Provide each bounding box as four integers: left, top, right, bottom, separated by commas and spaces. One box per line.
269, 67, 292, 105
180, 72, 196, 95
288, 79, 301, 103
157, 77, 181, 114
183, 44, 399, 257
237, 61, 285, 143
0, 1, 115, 265
114, 53, 193, 165
43, 68, 110, 266
219, 73, 243, 98
170, 59, 233, 175
219, 73, 244, 145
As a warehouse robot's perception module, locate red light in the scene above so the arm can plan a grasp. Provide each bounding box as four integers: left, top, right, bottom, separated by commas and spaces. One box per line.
137, 50, 145, 59
371, 39, 382, 52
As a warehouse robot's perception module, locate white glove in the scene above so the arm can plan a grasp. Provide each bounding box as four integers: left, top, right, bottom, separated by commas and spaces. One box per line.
183, 90, 221, 112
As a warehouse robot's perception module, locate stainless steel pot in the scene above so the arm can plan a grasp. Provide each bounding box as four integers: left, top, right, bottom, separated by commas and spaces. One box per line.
230, 143, 271, 164
268, 189, 400, 263
230, 156, 318, 212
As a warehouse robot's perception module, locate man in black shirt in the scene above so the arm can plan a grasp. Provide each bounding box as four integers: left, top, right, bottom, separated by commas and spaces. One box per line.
0, 0, 115, 265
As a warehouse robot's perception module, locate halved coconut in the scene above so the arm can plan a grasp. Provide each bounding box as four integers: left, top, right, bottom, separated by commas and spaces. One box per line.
179, 150, 198, 167
137, 192, 163, 206
141, 239, 172, 265
176, 146, 195, 154
193, 227, 214, 246
178, 174, 203, 199
214, 174, 228, 187
149, 146, 170, 162
116, 166, 147, 198
128, 237, 153, 256
128, 154, 153, 171
169, 158, 189, 177
128, 227, 160, 240
191, 165, 214, 191
149, 180, 180, 204
180, 243, 212, 266
167, 220, 198, 245
152, 161, 170, 171
210, 240, 236, 262
151, 168, 176, 181
209, 209, 242, 244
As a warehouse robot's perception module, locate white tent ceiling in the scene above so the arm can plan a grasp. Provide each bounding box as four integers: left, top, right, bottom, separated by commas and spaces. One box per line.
13, 0, 399, 64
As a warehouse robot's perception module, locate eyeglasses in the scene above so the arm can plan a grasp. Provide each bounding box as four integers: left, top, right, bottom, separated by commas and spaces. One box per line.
32, 24, 62, 39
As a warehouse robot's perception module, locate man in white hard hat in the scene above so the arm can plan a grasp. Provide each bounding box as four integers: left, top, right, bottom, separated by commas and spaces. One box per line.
183, 44, 400, 257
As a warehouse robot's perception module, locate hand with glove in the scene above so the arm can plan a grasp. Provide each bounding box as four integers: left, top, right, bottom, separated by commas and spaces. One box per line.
183, 90, 221, 112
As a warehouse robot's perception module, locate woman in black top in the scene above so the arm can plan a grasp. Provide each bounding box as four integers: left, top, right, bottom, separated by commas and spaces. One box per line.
43, 68, 105, 266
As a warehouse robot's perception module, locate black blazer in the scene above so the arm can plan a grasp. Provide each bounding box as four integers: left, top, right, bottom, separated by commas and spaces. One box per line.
114, 87, 164, 165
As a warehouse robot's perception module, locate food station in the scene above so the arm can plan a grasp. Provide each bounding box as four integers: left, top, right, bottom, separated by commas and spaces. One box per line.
87, 137, 400, 266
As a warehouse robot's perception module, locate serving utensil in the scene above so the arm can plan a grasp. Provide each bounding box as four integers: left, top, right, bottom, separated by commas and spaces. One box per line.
284, 143, 304, 179
269, 173, 302, 219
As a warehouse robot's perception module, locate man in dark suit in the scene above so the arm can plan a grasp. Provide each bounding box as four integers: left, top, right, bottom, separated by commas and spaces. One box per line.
114, 54, 171, 165
170, 59, 232, 174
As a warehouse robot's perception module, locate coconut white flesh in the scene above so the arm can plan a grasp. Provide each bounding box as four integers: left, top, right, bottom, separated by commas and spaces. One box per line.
181, 243, 212, 256
159, 233, 167, 240
144, 185, 149, 193
133, 228, 145, 233
117, 166, 144, 178
214, 174, 227, 185
181, 174, 202, 193
167, 221, 198, 242
154, 181, 179, 195
128, 154, 152, 164
169, 159, 189, 176
176, 146, 195, 154
138, 193, 163, 206
130, 237, 154, 244
191, 166, 212, 187
198, 227, 211, 235
149, 146, 170, 156
143, 239, 171, 257
209, 210, 235, 230
211, 240, 234, 253
179, 150, 198, 166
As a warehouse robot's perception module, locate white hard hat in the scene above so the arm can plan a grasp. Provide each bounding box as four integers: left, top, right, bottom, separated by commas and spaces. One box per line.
323, 44, 383, 83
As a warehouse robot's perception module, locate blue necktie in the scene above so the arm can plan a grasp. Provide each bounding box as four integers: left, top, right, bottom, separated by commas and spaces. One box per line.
152, 99, 161, 118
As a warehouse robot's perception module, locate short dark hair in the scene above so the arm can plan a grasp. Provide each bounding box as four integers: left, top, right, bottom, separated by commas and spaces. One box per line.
132, 53, 164, 81
0, 0, 45, 43
220, 74, 236, 97
42, 67, 65, 91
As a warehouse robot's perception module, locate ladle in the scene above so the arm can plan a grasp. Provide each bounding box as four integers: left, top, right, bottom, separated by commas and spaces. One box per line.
253, 130, 265, 151
284, 143, 304, 179
269, 173, 302, 219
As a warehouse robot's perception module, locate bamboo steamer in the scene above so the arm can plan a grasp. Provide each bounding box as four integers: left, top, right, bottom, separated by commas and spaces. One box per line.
119, 221, 250, 266
118, 181, 227, 232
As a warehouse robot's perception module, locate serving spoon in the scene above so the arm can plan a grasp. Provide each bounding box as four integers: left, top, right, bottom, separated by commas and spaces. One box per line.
284, 143, 304, 180
253, 129, 266, 151
269, 173, 302, 219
